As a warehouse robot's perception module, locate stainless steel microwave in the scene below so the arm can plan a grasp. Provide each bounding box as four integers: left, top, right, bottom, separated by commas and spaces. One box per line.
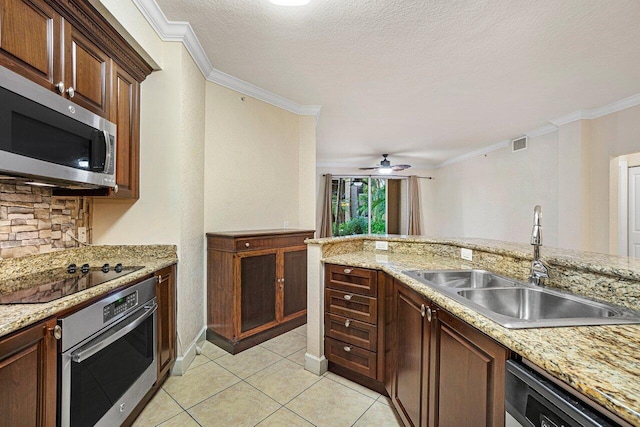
0, 66, 116, 190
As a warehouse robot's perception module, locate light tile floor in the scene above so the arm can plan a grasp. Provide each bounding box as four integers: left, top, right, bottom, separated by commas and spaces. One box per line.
133, 325, 403, 427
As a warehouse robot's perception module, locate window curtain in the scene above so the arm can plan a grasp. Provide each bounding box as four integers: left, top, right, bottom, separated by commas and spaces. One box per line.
408, 175, 422, 235
320, 174, 333, 237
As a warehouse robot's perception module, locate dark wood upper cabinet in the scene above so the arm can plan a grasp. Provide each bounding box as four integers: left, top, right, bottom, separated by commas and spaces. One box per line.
0, 317, 57, 427
206, 229, 314, 354
109, 63, 140, 199
0, 0, 62, 90
0, 0, 152, 199
64, 21, 111, 117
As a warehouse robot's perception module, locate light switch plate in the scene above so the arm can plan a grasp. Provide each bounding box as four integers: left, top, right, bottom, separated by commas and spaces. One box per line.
375, 241, 389, 250
461, 248, 473, 261
77, 227, 87, 243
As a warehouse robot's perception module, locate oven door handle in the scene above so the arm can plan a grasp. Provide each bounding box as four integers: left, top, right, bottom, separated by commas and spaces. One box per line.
71, 302, 157, 363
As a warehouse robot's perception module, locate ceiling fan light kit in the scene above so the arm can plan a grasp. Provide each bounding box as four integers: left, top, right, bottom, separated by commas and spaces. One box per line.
359, 154, 412, 174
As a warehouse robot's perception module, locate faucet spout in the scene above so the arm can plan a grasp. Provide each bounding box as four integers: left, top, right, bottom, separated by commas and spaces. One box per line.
529, 205, 549, 286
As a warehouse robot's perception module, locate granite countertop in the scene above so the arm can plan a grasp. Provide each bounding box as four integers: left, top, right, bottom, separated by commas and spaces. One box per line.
0, 245, 178, 338
322, 250, 640, 426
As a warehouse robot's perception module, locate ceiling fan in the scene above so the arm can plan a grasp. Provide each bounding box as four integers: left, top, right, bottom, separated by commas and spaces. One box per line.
359, 154, 411, 174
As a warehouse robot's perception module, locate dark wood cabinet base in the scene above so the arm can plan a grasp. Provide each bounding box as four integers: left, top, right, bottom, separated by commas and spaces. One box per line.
328, 362, 388, 396
206, 316, 306, 355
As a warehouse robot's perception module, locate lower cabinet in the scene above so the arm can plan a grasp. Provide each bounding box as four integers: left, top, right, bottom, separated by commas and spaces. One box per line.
431, 309, 508, 427
387, 278, 508, 427
0, 317, 57, 427
155, 265, 177, 382
392, 281, 431, 427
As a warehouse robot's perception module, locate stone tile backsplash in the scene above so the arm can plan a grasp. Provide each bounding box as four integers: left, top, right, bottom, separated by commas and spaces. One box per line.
0, 183, 91, 258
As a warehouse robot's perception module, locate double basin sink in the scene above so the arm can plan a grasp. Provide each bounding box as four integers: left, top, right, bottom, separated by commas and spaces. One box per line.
402, 269, 640, 328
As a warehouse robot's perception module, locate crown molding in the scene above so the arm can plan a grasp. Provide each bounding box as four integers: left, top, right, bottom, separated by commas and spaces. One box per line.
435, 140, 510, 169
132, 0, 321, 117
551, 93, 640, 126
525, 123, 558, 138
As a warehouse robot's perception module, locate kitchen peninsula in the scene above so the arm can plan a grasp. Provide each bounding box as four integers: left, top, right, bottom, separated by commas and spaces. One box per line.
306, 235, 640, 426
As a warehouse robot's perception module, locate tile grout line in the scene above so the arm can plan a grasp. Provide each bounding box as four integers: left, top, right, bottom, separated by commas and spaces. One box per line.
349, 397, 378, 427
323, 373, 381, 401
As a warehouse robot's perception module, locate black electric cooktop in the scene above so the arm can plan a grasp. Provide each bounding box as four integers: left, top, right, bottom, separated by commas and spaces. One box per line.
0, 263, 143, 304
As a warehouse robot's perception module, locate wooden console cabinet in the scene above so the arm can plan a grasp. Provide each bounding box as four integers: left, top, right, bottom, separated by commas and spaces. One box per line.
206, 229, 314, 354
155, 265, 176, 382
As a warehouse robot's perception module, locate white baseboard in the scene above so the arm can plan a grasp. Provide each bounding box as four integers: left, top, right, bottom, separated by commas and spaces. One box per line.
305, 353, 328, 376
170, 326, 207, 376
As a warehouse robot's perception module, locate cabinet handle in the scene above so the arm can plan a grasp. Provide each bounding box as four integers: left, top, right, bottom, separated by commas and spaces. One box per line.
344, 319, 351, 328
343, 345, 352, 352
66, 86, 75, 98
55, 82, 65, 94
245, 242, 250, 248
49, 325, 62, 340
421, 304, 426, 318
157, 274, 169, 284
343, 268, 352, 274
426, 307, 432, 322
344, 294, 353, 301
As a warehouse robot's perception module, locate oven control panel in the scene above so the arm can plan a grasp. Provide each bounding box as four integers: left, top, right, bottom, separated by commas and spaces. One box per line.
103, 291, 138, 322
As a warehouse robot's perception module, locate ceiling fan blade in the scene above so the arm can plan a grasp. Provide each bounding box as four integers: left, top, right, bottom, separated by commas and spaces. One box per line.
392, 165, 412, 171
359, 167, 380, 170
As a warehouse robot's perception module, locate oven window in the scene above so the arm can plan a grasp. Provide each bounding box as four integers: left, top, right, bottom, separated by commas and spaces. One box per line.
70, 313, 154, 427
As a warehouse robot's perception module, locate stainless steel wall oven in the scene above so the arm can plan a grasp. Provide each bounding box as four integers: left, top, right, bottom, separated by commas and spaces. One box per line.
59, 277, 157, 427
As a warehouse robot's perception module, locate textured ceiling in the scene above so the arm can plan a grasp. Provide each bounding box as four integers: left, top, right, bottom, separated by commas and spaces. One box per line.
155, 0, 640, 168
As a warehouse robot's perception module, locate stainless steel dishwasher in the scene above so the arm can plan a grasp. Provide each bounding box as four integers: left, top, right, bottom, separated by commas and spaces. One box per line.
505, 359, 621, 427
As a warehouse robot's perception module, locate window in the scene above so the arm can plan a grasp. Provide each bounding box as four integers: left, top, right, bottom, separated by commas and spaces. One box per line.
331, 177, 405, 236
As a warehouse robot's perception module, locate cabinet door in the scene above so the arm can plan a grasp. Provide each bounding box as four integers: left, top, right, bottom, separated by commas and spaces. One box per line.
64, 22, 111, 117
239, 251, 277, 335
156, 265, 176, 381
0, 0, 62, 90
281, 247, 307, 318
432, 309, 507, 427
0, 318, 57, 427
393, 284, 430, 427
109, 64, 140, 199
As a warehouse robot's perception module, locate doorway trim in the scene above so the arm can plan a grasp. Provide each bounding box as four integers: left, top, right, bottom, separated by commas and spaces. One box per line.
617, 160, 628, 256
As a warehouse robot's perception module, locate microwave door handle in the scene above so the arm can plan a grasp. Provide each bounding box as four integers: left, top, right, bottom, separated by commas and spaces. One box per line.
103, 130, 112, 173
71, 303, 157, 363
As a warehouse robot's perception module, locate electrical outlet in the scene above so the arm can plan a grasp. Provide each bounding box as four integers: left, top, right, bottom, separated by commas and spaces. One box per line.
375, 241, 389, 250
77, 227, 87, 243
283, 221, 289, 229
461, 248, 473, 261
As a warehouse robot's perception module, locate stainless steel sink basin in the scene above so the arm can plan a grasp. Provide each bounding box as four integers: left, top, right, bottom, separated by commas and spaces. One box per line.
403, 269, 640, 328
408, 269, 515, 289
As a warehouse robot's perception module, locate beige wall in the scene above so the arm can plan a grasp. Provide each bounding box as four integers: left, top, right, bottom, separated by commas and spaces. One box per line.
204, 84, 316, 232
427, 132, 560, 246
426, 104, 640, 254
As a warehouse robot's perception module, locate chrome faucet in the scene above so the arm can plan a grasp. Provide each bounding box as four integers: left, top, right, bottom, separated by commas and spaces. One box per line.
529, 205, 549, 286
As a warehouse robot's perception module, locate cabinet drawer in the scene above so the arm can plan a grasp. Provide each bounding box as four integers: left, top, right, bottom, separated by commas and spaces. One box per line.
326, 264, 377, 297
325, 289, 377, 324
235, 235, 309, 252
325, 313, 377, 351
325, 337, 377, 378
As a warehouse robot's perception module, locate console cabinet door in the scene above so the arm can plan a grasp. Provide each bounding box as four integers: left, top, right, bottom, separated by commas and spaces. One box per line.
431, 309, 508, 427
238, 251, 278, 335
63, 22, 111, 117
0, 317, 57, 427
281, 247, 307, 318
0, 0, 62, 90
392, 283, 430, 427
156, 265, 176, 381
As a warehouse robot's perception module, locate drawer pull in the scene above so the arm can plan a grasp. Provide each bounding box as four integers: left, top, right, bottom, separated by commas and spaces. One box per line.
343, 268, 352, 274
344, 294, 353, 301
245, 242, 250, 248
344, 319, 351, 328
343, 345, 352, 352
421, 304, 426, 318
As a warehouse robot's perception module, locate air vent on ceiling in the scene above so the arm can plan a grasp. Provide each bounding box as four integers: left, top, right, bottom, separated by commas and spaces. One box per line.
512, 136, 528, 152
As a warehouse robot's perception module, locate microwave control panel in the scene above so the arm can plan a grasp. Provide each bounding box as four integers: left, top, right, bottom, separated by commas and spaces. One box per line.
103, 291, 138, 322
